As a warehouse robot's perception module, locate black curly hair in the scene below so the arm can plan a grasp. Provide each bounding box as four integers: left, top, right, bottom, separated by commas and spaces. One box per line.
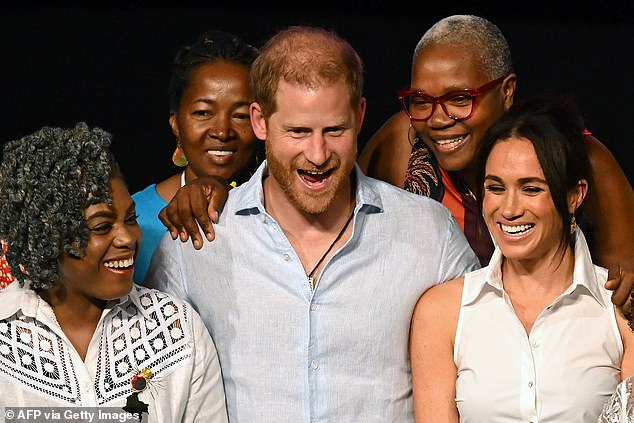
0, 122, 120, 289
168, 30, 260, 112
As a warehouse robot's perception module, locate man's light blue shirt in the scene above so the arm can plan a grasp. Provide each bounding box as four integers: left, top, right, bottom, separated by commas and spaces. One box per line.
146, 162, 480, 422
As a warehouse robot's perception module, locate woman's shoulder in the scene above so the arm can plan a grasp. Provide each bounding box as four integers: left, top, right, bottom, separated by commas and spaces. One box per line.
132, 183, 158, 200
411, 277, 464, 349
130, 285, 192, 316
123, 286, 199, 340
114, 287, 198, 364
414, 276, 465, 320
428, 276, 465, 300
132, 173, 181, 205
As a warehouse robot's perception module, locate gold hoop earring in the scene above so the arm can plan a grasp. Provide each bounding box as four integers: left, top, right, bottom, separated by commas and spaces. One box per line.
407, 123, 421, 148
172, 140, 188, 167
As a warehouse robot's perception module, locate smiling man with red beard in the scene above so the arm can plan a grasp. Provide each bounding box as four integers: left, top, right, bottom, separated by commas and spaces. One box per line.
147, 25, 479, 422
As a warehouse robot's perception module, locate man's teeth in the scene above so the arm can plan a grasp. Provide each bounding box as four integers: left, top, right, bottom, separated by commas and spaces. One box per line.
104, 258, 134, 269
435, 136, 465, 146
208, 150, 233, 156
501, 224, 534, 235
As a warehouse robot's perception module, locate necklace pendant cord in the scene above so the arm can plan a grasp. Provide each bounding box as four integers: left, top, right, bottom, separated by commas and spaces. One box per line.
306, 210, 355, 291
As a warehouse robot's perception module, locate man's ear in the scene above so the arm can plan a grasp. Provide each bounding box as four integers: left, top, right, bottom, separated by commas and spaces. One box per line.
250, 102, 267, 140
355, 97, 367, 135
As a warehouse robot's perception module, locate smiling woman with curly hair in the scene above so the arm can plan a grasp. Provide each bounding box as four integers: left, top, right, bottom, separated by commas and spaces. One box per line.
0, 123, 227, 422
0, 123, 115, 288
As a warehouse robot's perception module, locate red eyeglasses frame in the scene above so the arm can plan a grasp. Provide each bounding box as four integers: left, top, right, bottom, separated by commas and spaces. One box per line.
398, 75, 507, 122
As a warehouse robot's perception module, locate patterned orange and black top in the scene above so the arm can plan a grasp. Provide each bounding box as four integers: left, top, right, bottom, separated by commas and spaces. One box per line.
404, 140, 494, 266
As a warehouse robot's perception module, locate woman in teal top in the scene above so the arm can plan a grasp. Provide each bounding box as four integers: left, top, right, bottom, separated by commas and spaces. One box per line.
132, 30, 263, 283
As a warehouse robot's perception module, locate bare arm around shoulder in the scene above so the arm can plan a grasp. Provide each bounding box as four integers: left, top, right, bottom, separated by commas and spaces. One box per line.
410, 277, 464, 423
358, 111, 412, 187
158, 176, 229, 250
583, 136, 634, 306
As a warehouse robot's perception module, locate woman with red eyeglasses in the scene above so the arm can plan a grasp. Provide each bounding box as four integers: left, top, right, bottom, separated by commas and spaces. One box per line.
358, 14, 634, 302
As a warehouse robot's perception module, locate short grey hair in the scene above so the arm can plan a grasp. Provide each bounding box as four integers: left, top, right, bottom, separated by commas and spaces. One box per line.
413, 15, 513, 79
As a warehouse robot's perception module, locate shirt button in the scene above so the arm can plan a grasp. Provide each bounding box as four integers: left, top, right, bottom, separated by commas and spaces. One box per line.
310, 303, 317, 311
283, 253, 291, 261
532, 341, 539, 348
259, 214, 266, 222
310, 360, 319, 370
528, 381, 534, 388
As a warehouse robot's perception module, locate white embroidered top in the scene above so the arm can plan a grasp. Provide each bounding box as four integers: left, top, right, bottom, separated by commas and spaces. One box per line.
0, 282, 227, 422
600, 376, 634, 422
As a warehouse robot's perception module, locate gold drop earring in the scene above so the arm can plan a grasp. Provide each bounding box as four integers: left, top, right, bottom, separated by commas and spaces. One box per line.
172, 139, 188, 167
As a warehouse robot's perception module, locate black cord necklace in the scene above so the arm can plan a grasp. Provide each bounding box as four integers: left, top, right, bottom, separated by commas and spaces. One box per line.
306, 210, 355, 291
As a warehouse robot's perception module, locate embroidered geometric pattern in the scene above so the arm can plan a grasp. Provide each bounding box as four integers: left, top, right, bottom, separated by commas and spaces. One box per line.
95, 289, 193, 405
0, 287, 193, 405
0, 311, 81, 404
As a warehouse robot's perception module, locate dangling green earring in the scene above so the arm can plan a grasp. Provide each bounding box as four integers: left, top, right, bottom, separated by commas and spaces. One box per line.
172, 140, 188, 167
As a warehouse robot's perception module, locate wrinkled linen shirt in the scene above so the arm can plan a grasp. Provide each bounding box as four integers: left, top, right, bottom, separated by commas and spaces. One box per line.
455, 230, 622, 423
0, 282, 228, 423
147, 162, 480, 422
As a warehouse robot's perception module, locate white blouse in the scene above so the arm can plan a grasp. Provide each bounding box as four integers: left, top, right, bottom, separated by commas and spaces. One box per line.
0, 282, 227, 422
454, 230, 623, 423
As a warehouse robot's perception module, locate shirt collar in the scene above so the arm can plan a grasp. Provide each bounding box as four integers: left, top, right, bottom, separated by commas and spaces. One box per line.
569, 229, 607, 307
463, 229, 606, 308
233, 160, 384, 217
0, 280, 36, 319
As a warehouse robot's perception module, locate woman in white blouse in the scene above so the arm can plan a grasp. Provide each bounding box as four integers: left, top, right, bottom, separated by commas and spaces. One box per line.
409, 96, 634, 422
0, 123, 227, 422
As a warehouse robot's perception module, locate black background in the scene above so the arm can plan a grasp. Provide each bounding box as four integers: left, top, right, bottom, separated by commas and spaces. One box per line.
1, 3, 633, 193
